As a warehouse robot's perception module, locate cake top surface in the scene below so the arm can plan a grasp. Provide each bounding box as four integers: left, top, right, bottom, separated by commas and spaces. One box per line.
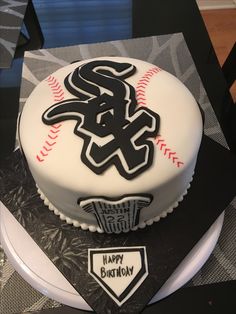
19, 56, 202, 197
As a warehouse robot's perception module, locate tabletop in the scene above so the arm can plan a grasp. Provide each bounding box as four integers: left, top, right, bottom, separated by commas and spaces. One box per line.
0, 1, 235, 313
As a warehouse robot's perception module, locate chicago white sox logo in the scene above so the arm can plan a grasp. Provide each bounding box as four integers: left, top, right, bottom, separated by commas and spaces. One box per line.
42, 60, 160, 180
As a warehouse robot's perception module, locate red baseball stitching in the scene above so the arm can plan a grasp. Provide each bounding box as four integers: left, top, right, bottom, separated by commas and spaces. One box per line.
47, 75, 65, 101
136, 67, 161, 106
155, 135, 184, 168
36, 76, 64, 162
136, 67, 184, 168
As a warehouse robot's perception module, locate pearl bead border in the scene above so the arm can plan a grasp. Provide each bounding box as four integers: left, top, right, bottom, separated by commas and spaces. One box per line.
37, 175, 193, 234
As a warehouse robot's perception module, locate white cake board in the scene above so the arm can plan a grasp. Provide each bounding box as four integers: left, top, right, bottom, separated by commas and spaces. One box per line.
0, 202, 224, 311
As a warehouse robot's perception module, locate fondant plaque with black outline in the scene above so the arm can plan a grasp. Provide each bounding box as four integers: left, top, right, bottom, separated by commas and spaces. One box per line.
88, 247, 148, 306
79, 195, 152, 233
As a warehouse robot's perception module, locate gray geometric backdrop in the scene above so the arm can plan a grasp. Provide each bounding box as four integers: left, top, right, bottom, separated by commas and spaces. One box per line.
0, 0, 28, 68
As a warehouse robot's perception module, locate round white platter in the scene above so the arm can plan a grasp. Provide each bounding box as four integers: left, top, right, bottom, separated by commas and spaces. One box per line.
0, 202, 224, 310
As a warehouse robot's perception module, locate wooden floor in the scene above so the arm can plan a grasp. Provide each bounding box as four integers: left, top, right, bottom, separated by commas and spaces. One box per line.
200, 8, 236, 101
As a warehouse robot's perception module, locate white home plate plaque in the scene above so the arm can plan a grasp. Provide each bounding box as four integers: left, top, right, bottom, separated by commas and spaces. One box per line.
88, 247, 148, 306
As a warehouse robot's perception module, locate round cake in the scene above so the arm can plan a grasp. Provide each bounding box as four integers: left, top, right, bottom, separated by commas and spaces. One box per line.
19, 57, 203, 233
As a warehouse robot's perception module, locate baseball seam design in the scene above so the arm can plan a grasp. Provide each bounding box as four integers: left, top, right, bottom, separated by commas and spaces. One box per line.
136, 67, 161, 106
47, 75, 65, 101
155, 135, 184, 167
36, 76, 64, 162
136, 67, 184, 168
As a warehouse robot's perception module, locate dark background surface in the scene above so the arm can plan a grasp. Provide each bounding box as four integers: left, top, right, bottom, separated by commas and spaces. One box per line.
0, 0, 235, 313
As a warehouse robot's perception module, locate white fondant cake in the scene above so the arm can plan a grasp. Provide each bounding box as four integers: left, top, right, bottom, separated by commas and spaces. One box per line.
19, 57, 202, 233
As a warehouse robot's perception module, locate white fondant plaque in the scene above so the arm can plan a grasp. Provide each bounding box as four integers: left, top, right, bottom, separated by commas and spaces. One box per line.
88, 247, 148, 306
79, 195, 152, 233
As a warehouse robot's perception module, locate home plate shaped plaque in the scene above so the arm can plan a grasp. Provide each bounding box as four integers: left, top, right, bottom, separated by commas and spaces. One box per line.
88, 247, 148, 306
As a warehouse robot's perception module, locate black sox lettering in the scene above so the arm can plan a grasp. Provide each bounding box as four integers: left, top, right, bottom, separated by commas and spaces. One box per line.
42, 60, 160, 180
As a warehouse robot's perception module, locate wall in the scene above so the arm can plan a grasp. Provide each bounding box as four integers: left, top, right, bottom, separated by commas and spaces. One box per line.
197, 0, 236, 9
